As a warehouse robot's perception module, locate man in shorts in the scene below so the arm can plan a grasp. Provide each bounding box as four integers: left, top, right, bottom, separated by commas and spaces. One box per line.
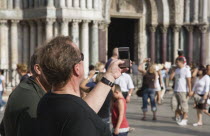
170, 57, 192, 126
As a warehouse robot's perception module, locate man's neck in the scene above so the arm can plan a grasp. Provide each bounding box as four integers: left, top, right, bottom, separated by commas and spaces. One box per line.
52, 78, 81, 97
34, 76, 48, 92
179, 65, 184, 69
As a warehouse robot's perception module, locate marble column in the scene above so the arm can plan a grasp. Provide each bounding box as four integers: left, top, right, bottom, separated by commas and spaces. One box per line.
199, 24, 208, 65
149, 25, 157, 62
37, 20, 43, 46
71, 19, 81, 46
29, 21, 36, 57
59, 0, 66, 8
53, 21, 59, 37
47, 0, 54, 7
184, 0, 190, 23
28, 0, 33, 8
193, 0, 199, 23
60, 19, 69, 36
80, 0, 86, 9
8, 0, 13, 9
81, 20, 90, 76
73, 0, 79, 8
185, 25, 194, 64
11, 20, 19, 69
93, 0, 99, 9
22, 22, 30, 64
160, 25, 168, 63
15, 0, 20, 9
90, 21, 99, 65
45, 19, 55, 40
87, 0, 92, 9
0, 0, 7, 9
67, 0, 72, 8
202, 0, 208, 23
173, 25, 181, 63
0, 20, 9, 69
98, 22, 108, 63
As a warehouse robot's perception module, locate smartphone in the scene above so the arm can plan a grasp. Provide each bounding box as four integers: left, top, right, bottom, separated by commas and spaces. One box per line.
118, 47, 130, 69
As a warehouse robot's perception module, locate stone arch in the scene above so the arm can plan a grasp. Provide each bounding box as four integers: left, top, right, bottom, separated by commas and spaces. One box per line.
156, 0, 170, 25
167, 0, 184, 25
145, 0, 158, 25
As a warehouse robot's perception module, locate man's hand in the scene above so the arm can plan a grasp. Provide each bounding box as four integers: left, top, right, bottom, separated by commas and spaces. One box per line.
105, 60, 129, 82
188, 91, 194, 97
114, 128, 119, 135
126, 95, 131, 103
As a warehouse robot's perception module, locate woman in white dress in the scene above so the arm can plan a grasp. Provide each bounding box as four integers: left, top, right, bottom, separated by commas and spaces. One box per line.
192, 66, 210, 126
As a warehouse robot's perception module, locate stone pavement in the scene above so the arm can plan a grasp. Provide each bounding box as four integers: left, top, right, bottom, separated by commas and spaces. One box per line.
127, 92, 210, 136
0, 92, 209, 136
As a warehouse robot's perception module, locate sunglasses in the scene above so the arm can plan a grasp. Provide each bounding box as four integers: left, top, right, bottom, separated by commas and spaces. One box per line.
80, 53, 84, 61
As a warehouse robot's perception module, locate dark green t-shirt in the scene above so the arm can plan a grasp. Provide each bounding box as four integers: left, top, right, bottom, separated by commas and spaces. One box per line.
0, 77, 45, 136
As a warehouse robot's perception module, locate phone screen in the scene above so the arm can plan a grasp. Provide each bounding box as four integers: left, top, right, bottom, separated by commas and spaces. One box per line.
118, 47, 130, 69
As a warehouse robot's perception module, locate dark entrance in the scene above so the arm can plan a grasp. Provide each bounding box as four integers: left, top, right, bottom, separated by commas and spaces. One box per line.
108, 18, 138, 61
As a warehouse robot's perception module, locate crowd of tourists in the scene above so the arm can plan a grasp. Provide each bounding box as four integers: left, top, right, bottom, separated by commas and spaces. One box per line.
0, 36, 209, 136
138, 50, 210, 127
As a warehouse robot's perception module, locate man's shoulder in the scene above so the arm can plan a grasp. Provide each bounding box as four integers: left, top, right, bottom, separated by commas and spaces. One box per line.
9, 78, 44, 105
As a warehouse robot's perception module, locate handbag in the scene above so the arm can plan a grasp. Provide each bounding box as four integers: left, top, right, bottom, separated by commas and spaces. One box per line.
136, 86, 145, 97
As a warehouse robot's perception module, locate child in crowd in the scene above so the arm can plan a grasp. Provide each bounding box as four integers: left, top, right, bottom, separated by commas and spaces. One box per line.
111, 85, 129, 136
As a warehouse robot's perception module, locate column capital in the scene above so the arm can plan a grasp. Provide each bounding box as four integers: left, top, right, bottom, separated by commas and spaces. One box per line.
82, 20, 91, 24
59, 18, 71, 23
46, 18, 56, 25
0, 20, 8, 24
160, 25, 169, 33
28, 20, 36, 26
46, 18, 56, 22
184, 25, 194, 32
11, 20, 20, 24
199, 24, 209, 33
149, 25, 157, 32
99, 21, 109, 30
93, 20, 100, 25
172, 25, 181, 33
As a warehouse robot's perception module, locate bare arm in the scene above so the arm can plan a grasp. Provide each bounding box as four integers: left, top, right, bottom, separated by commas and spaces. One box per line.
114, 99, 124, 134
2, 80, 5, 91
80, 70, 95, 93
170, 71, 175, 80
138, 59, 148, 75
84, 60, 128, 113
158, 71, 163, 86
192, 68, 198, 78
186, 77, 192, 92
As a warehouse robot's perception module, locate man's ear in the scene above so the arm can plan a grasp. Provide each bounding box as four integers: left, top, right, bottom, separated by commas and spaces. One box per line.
73, 64, 80, 76
34, 64, 41, 75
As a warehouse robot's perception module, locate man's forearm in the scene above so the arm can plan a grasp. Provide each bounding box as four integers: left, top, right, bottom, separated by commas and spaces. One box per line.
84, 73, 114, 113
128, 89, 133, 95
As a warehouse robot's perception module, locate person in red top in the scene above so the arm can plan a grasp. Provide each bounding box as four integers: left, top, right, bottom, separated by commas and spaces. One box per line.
177, 49, 187, 65
111, 85, 129, 136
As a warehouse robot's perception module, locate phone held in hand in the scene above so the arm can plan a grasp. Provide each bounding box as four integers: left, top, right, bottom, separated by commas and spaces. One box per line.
118, 47, 130, 69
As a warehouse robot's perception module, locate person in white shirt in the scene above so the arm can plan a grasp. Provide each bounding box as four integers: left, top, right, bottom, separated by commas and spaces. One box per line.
192, 66, 210, 126
0, 70, 6, 111
115, 73, 134, 103
170, 57, 192, 126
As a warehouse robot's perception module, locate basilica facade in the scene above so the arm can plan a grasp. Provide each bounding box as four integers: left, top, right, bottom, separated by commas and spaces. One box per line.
0, 0, 210, 86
